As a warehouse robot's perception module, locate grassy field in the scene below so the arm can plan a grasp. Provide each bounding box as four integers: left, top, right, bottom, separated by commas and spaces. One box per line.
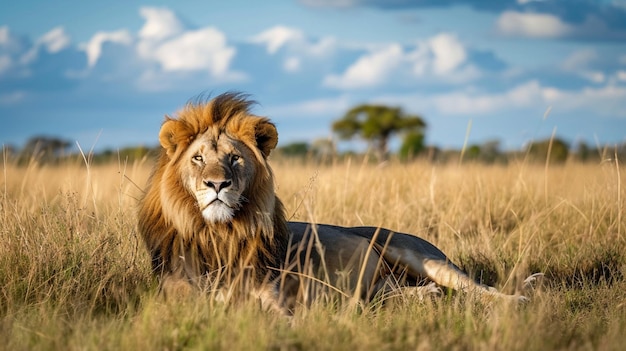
1, 154, 625, 350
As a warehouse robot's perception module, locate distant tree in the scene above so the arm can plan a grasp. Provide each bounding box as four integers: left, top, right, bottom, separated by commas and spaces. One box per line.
465, 139, 503, 164
575, 140, 590, 162
332, 104, 426, 161
22, 136, 72, 162
278, 142, 310, 157
399, 132, 425, 161
480, 139, 502, 163
311, 138, 336, 160
465, 144, 482, 160
526, 138, 569, 163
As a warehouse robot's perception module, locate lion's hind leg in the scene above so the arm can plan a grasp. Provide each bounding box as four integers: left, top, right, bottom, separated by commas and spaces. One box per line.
421, 258, 527, 303
378, 243, 527, 303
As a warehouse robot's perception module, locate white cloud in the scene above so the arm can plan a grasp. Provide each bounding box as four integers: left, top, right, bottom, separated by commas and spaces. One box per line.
302, 80, 626, 129
406, 33, 470, 77
546, 84, 626, 118
431, 80, 546, 115
250, 26, 304, 54
495, 11, 626, 40
562, 49, 597, 70
428, 33, 467, 74
134, 7, 238, 79
411, 81, 626, 118
283, 56, 301, 72
20, 27, 71, 64
249, 25, 337, 75
150, 27, 235, 74
39, 27, 70, 53
323, 44, 404, 89
324, 32, 476, 90
581, 71, 605, 84
560, 49, 606, 83
81, 30, 133, 68
616, 70, 626, 81
496, 11, 573, 38
0, 26, 10, 44
138, 7, 184, 40
0, 26, 27, 55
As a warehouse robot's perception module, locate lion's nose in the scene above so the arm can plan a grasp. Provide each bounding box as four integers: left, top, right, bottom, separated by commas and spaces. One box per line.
204, 179, 232, 193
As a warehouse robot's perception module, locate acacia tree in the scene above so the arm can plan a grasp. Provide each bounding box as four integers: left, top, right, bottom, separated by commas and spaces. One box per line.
21, 136, 72, 163
332, 104, 426, 161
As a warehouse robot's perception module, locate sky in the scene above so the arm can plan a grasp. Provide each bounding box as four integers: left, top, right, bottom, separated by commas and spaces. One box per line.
1, 0, 626, 153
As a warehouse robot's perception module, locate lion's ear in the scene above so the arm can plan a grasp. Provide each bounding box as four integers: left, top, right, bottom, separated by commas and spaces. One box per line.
159, 118, 190, 158
255, 119, 278, 158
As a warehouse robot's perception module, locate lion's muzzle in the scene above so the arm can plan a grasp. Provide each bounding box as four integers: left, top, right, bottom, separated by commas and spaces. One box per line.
195, 176, 240, 223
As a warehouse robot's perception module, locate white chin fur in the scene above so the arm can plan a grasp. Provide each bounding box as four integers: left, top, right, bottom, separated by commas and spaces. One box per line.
202, 203, 235, 223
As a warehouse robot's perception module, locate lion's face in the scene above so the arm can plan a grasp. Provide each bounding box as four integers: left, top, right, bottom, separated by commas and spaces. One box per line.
179, 132, 257, 223
156, 98, 279, 227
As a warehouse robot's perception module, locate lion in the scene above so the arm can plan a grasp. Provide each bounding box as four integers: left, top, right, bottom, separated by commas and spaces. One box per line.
138, 92, 530, 313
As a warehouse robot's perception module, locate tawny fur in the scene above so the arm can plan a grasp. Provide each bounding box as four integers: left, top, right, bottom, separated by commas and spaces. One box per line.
138, 93, 290, 298
138, 92, 531, 312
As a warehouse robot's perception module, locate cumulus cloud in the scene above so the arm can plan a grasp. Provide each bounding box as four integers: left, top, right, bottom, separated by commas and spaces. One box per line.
323, 44, 404, 89
1, 6, 245, 100
386, 80, 626, 119
562, 49, 597, 70
430, 80, 547, 115
428, 33, 467, 74
250, 25, 336, 57
21, 27, 72, 64
0, 27, 28, 74
303, 0, 626, 41
250, 26, 305, 54
560, 49, 615, 84
324, 33, 481, 90
496, 11, 572, 38
249, 25, 336, 73
81, 30, 133, 67
283, 56, 301, 72
547, 84, 626, 118
38, 27, 71, 53
138, 7, 184, 40
495, 10, 626, 40
132, 7, 240, 79
149, 28, 235, 74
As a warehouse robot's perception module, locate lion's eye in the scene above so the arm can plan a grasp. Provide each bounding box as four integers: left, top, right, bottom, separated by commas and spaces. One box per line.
192, 155, 203, 163
230, 154, 240, 165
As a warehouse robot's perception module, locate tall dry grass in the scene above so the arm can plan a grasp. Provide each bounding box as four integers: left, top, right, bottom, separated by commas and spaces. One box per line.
1, 154, 625, 350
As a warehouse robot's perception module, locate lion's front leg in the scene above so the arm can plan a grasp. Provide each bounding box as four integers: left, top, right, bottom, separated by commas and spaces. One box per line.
252, 283, 291, 316
159, 274, 196, 300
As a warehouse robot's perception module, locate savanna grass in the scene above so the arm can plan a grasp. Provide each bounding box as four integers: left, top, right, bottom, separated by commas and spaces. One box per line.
1, 153, 625, 350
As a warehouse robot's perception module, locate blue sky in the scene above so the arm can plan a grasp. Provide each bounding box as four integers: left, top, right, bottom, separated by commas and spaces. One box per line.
1, 0, 626, 152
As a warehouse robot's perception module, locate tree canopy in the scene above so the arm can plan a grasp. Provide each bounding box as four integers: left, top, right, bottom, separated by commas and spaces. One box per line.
526, 138, 570, 163
332, 104, 426, 161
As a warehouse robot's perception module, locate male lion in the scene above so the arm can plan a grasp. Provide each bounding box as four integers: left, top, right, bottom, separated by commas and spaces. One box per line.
138, 92, 528, 313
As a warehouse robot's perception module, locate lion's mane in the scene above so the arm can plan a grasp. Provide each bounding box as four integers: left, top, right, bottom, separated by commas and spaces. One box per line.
138, 93, 290, 290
